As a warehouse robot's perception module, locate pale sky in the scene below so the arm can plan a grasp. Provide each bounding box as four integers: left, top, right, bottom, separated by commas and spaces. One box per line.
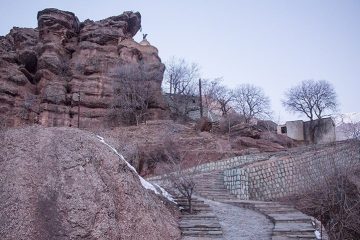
1, 0, 359, 123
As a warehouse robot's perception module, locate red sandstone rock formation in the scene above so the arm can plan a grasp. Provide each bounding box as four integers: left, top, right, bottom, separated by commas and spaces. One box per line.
0, 8, 168, 128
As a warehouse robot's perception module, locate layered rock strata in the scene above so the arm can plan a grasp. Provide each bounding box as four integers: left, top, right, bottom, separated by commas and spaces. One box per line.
0, 8, 167, 128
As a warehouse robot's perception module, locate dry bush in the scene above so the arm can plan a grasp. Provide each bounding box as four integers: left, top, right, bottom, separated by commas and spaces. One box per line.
194, 117, 212, 132
217, 112, 246, 134
110, 64, 159, 126
114, 134, 181, 176
284, 141, 360, 240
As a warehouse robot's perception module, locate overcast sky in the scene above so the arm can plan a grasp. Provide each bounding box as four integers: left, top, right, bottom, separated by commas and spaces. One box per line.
1, 0, 359, 123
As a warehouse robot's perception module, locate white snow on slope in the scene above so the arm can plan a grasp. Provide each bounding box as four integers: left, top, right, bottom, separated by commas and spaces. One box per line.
96, 135, 175, 202
154, 183, 175, 203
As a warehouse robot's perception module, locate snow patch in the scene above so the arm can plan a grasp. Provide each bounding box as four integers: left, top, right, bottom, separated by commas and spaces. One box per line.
139, 177, 159, 194
96, 135, 174, 202
315, 230, 321, 239
96, 135, 136, 172
154, 183, 176, 203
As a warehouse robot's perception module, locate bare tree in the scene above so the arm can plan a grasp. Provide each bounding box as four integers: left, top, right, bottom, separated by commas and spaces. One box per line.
163, 57, 200, 120
340, 122, 360, 140
167, 165, 196, 213
233, 84, 271, 123
154, 137, 204, 214
110, 64, 158, 125
164, 57, 199, 95
201, 78, 220, 113
202, 78, 234, 117
282, 79, 337, 143
282, 79, 337, 121
336, 114, 360, 140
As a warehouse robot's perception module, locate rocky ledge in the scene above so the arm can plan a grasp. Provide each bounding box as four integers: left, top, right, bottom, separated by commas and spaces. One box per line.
0, 8, 168, 128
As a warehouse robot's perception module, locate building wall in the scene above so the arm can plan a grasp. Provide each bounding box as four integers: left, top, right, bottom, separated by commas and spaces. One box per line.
303, 118, 336, 144
285, 120, 304, 141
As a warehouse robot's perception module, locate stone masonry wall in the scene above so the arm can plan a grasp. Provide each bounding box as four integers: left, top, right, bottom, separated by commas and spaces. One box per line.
224, 140, 360, 200
147, 152, 272, 181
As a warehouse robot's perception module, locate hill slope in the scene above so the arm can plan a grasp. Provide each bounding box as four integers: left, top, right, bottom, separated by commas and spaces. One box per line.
0, 126, 180, 240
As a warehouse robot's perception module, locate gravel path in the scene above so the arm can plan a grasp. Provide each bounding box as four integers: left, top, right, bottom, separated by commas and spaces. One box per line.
198, 196, 274, 240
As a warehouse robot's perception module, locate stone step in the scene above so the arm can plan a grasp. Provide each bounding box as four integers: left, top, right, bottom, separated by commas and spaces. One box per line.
176, 201, 207, 205
181, 228, 222, 233
181, 208, 212, 212
177, 202, 209, 207
159, 171, 316, 240
181, 215, 218, 220
273, 222, 315, 233
180, 225, 222, 230
196, 193, 233, 197
175, 197, 203, 200
286, 234, 316, 239
197, 195, 236, 200
200, 194, 236, 199
260, 209, 299, 214
268, 213, 312, 223
254, 203, 294, 208
180, 222, 221, 228
181, 230, 223, 236
174, 197, 204, 201
272, 234, 316, 240
196, 190, 234, 194
195, 185, 226, 189
273, 231, 316, 238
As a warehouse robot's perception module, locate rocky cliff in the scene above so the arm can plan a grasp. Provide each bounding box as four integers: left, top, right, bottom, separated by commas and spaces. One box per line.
0, 8, 168, 128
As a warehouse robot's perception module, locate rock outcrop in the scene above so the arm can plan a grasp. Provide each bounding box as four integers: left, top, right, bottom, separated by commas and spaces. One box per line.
0, 126, 180, 239
0, 8, 168, 128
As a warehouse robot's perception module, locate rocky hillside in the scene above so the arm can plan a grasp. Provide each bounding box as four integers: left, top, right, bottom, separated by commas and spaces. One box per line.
0, 8, 167, 128
0, 126, 180, 239
97, 120, 299, 176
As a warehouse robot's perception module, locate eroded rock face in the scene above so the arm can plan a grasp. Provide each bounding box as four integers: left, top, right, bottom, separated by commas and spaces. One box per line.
0, 8, 168, 128
0, 126, 180, 239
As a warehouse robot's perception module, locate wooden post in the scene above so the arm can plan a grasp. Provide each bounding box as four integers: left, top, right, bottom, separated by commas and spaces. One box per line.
77, 91, 80, 128
170, 74, 173, 94
199, 78, 203, 118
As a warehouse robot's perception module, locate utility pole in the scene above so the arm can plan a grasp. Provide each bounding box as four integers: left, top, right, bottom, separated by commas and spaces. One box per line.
199, 78, 203, 118
169, 74, 173, 94
77, 91, 80, 128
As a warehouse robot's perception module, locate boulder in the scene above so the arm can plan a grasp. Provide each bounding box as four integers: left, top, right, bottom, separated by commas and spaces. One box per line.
0, 126, 180, 239
230, 122, 261, 139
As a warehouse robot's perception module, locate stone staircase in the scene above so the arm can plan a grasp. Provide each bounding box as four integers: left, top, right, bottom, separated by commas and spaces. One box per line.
174, 196, 223, 238
194, 171, 317, 240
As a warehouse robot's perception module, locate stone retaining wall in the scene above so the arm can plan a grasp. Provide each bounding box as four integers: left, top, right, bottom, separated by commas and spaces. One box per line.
147, 152, 272, 181
224, 141, 360, 200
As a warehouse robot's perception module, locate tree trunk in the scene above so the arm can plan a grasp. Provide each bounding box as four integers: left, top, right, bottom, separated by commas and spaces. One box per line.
309, 120, 318, 144
187, 195, 193, 214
